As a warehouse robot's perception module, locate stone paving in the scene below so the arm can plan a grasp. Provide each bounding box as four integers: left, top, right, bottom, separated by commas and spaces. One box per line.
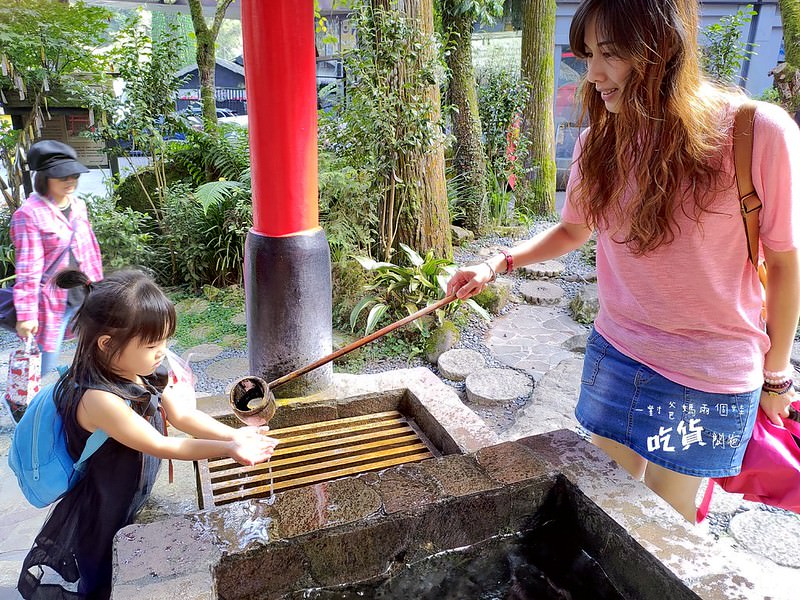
1, 259, 800, 597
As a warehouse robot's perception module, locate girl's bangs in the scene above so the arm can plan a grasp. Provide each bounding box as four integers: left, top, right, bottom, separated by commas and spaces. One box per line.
134, 294, 177, 345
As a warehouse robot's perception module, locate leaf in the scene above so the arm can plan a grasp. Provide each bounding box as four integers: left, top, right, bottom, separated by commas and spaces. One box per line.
194, 180, 245, 214
465, 299, 491, 322
364, 303, 389, 335
349, 296, 376, 332
400, 243, 424, 267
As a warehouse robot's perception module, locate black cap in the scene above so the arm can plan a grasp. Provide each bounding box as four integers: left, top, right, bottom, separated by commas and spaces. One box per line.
27, 140, 89, 178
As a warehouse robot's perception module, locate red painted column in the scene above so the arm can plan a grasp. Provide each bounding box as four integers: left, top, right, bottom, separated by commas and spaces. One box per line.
241, 0, 332, 397
242, 0, 318, 236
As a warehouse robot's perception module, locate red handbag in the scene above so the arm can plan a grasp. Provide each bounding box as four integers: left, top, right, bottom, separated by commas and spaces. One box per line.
698, 404, 800, 520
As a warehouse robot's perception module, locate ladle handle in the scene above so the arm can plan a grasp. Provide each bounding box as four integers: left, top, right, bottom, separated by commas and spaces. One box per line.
268, 293, 458, 390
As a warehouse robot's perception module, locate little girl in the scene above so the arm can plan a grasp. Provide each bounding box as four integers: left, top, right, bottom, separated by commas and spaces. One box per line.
18, 269, 278, 599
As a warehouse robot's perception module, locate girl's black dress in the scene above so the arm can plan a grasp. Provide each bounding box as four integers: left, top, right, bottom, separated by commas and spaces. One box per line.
17, 368, 168, 600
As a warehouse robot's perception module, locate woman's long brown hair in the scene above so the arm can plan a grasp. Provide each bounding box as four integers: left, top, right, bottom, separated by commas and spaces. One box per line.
569, 0, 738, 255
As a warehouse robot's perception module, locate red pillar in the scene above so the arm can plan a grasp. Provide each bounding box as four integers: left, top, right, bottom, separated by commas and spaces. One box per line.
243, 0, 318, 236
241, 0, 332, 396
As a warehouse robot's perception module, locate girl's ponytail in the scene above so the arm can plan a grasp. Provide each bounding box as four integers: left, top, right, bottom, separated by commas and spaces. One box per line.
54, 269, 92, 292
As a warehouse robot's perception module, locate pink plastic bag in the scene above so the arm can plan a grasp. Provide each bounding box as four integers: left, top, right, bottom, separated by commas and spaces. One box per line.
164, 349, 197, 410
698, 402, 800, 521
3, 336, 41, 419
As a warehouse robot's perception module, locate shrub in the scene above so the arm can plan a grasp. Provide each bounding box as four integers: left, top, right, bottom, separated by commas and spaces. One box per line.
84, 193, 153, 270
152, 183, 252, 289
114, 161, 190, 214
349, 243, 489, 337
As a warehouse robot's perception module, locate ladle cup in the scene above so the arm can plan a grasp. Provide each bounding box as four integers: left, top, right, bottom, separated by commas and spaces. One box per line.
229, 293, 457, 425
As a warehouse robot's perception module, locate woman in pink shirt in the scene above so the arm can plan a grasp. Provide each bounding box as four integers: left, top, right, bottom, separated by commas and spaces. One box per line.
448, 0, 799, 522
11, 140, 104, 375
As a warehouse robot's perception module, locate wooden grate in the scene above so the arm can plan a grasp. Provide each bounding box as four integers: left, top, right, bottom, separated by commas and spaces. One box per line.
196, 411, 439, 508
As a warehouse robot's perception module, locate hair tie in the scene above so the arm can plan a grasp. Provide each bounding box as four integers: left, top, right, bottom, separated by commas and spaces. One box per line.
85, 281, 93, 293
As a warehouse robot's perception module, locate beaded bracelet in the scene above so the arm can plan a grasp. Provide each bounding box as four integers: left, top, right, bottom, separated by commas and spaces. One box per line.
762, 379, 793, 395
764, 367, 793, 381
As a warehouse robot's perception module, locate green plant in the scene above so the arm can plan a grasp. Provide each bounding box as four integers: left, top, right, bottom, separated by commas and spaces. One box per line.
476, 61, 530, 175
757, 86, 781, 104
318, 150, 375, 263
484, 163, 513, 227
580, 237, 597, 267
170, 125, 251, 186
168, 286, 246, 350
85, 10, 189, 214
701, 6, 757, 85
83, 193, 153, 270
326, 4, 447, 260
349, 243, 489, 336
152, 182, 252, 290
445, 166, 469, 226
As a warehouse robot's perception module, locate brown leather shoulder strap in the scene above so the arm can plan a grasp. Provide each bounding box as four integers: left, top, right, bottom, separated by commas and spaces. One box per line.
733, 101, 762, 268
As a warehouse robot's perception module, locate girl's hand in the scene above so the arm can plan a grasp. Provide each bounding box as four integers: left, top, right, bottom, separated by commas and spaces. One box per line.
227, 429, 279, 466
231, 425, 275, 444
446, 263, 495, 300
760, 388, 793, 427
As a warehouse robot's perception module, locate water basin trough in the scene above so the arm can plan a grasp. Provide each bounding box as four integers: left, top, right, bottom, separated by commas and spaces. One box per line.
113, 368, 766, 599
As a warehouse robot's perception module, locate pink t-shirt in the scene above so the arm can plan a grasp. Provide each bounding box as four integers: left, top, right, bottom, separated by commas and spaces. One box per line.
562, 100, 800, 393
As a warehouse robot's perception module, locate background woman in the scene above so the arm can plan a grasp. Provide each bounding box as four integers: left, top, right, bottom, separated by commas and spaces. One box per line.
10, 140, 103, 374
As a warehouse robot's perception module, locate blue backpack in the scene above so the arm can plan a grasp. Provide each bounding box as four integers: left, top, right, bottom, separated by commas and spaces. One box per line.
8, 383, 110, 508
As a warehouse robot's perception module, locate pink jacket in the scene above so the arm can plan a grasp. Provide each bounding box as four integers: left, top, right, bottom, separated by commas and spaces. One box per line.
10, 193, 103, 351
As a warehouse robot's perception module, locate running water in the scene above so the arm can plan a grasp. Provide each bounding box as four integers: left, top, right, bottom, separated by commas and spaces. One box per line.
264, 460, 276, 505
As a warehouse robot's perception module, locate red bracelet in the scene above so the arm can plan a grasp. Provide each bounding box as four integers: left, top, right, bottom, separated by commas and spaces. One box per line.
499, 249, 514, 273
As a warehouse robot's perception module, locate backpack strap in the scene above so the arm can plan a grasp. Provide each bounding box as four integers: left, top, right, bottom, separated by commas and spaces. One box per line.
733, 101, 762, 268
73, 429, 109, 472
72, 398, 132, 472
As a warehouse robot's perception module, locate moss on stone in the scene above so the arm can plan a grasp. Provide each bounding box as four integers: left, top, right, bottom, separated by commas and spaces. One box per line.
473, 282, 510, 315
424, 320, 460, 364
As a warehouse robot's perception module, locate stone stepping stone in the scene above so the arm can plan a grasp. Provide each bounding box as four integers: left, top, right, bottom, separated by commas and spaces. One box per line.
181, 343, 223, 362
520, 260, 564, 278
205, 357, 249, 381
465, 368, 532, 405
220, 333, 245, 349
183, 298, 210, 315
729, 510, 800, 567
188, 325, 214, 341
437, 348, 486, 381
519, 280, 564, 305
231, 312, 247, 326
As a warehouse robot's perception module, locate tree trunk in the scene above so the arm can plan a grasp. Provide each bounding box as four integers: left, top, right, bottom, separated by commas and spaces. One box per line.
776, 0, 800, 114
520, 0, 556, 215
375, 0, 452, 260
443, 8, 487, 234
188, 0, 232, 130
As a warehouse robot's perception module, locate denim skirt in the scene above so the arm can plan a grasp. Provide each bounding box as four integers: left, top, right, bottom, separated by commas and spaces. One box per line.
575, 328, 760, 478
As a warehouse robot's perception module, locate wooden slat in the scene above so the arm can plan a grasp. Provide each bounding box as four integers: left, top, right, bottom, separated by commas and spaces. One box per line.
264, 411, 402, 436
207, 417, 410, 470
211, 441, 431, 492
199, 411, 440, 507
210, 431, 421, 479
213, 450, 433, 505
